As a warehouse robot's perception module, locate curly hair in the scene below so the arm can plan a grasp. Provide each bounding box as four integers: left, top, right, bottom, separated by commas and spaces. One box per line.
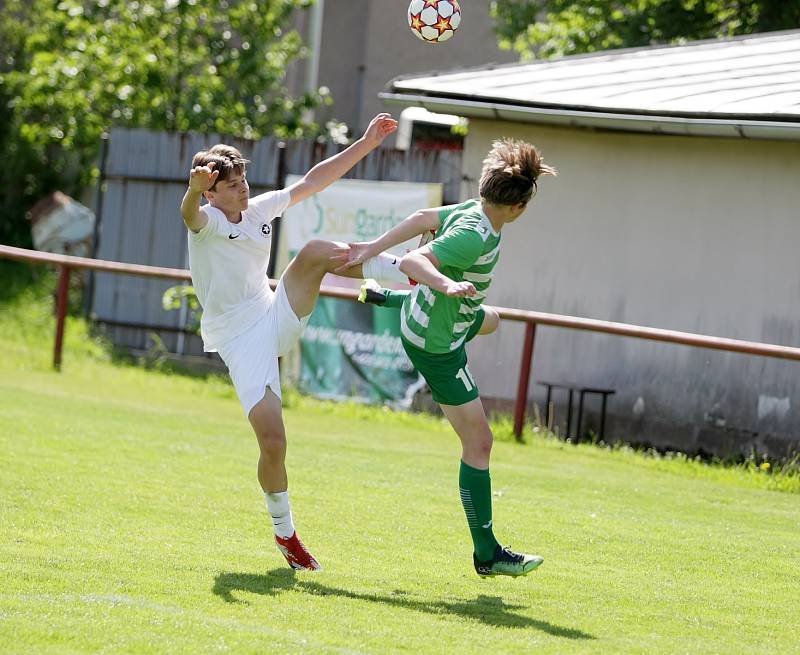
479, 138, 556, 206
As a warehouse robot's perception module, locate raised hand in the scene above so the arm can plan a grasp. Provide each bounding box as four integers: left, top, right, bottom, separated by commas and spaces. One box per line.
328, 243, 351, 270
444, 281, 477, 298
334, 241, 377, 274
363, 113, 398, 148
189, 161, 219, 192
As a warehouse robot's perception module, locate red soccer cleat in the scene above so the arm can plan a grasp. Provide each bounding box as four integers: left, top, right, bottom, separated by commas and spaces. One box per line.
275, 532, 322, 571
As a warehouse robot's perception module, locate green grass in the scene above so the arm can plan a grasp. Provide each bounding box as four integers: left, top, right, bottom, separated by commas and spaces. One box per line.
1, 265, 799, 654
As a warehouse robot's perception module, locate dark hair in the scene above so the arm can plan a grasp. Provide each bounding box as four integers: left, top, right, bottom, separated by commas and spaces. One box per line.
479, 138, 556, 206
191, 144, 250, 191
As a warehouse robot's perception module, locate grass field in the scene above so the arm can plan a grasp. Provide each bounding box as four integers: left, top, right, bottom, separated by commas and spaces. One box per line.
1, 266, 798, 654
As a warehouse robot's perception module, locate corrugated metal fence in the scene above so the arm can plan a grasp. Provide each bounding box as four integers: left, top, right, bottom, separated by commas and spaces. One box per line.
90, 128, 463, 356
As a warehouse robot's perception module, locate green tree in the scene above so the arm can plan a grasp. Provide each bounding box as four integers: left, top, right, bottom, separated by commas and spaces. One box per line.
0, 0, 327, 246
490, 1, 800, 60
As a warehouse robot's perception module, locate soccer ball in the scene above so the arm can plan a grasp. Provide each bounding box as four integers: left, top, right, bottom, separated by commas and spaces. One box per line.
408, 0, 461, 44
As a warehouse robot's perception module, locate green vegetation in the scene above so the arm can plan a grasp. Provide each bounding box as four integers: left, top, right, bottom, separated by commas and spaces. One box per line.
0, 0, 326, 246
491, 1, 800, 60
1, 267, 798, 653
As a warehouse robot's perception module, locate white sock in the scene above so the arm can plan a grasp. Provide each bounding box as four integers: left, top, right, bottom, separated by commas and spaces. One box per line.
362, 252, 407, 284
265, 491, 295, 538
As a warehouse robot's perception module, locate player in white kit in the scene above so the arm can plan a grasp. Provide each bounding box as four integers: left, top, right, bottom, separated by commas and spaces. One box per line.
180, 114, 398, 570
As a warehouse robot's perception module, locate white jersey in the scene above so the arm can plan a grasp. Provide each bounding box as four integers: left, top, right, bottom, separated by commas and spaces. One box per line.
187, 189, 291, 352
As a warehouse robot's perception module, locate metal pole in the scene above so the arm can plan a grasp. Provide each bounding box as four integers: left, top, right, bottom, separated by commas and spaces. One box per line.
304, 0, 325, 124
267, 141, 287, 279
53, 265, 71, 371
513, 322, 537, 440
85, 133, 109, 319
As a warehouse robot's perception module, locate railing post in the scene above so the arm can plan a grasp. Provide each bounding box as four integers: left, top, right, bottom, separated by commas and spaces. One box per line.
53, 265, 71, 371
513, 321, 537, 441
267, 140, 287, 279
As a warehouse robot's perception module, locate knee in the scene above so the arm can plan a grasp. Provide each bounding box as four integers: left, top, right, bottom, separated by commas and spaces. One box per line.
256, 427, 286, 459
466, 429, 494, 460
297, 239, 335, 267
477, 431, 494, 458
480, 307, 500, 335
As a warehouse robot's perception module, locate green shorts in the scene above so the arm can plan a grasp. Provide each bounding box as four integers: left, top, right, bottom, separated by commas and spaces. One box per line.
402, 309, 485, 406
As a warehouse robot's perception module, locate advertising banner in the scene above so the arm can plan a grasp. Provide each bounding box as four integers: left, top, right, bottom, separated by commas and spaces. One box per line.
278, 177, 442, 405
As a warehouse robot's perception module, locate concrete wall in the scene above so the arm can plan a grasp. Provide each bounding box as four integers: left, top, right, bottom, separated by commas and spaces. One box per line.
314, 0, 371, 131
461, 120, 800, 458
309, 0, 517, 134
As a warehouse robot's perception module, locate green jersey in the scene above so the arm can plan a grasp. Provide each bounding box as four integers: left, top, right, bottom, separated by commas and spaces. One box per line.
400, 199, 501, 354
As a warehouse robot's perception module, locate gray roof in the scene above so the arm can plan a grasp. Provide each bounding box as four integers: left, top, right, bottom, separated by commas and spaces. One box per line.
382, 30, 800, 140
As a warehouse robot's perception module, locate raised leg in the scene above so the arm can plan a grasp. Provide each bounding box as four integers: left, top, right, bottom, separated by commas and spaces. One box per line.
281, 239, 359, 319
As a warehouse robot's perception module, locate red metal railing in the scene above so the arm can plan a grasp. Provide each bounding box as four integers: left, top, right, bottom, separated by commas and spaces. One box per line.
4, 243, 800, 440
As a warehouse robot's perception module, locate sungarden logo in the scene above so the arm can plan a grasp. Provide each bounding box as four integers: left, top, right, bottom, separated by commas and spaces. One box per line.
355, 208, 404, 241
309, 195, 405, 241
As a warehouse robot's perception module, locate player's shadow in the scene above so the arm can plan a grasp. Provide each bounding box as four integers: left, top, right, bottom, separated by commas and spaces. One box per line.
213, 569, 594, 639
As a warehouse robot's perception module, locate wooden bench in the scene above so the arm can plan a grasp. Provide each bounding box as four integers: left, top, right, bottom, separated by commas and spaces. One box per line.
536, 381, 616, 441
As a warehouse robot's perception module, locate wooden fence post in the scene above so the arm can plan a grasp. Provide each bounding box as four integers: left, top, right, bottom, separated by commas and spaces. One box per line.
513, 322, 537, 440
53, 265, 71, 371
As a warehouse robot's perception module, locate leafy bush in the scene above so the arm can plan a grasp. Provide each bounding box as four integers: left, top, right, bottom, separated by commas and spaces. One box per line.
0, 0, 328, 247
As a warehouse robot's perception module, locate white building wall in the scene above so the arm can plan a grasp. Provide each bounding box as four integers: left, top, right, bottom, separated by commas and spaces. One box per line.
462, 120, 800, 457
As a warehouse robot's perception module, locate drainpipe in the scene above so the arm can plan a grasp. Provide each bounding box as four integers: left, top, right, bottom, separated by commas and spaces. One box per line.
305, 0, 325, 123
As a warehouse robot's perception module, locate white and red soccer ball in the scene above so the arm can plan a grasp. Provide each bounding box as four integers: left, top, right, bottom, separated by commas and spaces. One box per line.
408, 0, 462, 44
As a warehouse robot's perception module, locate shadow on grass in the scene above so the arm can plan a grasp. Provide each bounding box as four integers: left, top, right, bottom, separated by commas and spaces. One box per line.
213, 569, 594, 639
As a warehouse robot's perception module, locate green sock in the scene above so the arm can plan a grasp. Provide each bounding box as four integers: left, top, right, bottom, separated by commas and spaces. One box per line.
459, 461, 500, 562
382, 289, 409, 309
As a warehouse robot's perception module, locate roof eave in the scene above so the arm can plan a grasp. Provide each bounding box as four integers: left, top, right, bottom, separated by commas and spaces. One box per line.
380, 92, 800, 141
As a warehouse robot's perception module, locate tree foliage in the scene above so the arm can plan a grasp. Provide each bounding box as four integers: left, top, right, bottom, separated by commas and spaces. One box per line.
0, 0, 325, 246
490, 1, 800, 60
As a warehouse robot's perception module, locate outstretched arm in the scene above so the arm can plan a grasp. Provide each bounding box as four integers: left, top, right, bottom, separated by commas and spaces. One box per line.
400, 247, 476, 298
335, 207, 442, 273
286, 113, 397, 208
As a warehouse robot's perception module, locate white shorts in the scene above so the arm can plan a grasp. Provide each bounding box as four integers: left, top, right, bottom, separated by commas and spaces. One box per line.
216, 278, 309, 417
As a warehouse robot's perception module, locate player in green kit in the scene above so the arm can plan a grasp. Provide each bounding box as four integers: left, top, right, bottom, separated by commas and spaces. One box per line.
337, 138, 556, 577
